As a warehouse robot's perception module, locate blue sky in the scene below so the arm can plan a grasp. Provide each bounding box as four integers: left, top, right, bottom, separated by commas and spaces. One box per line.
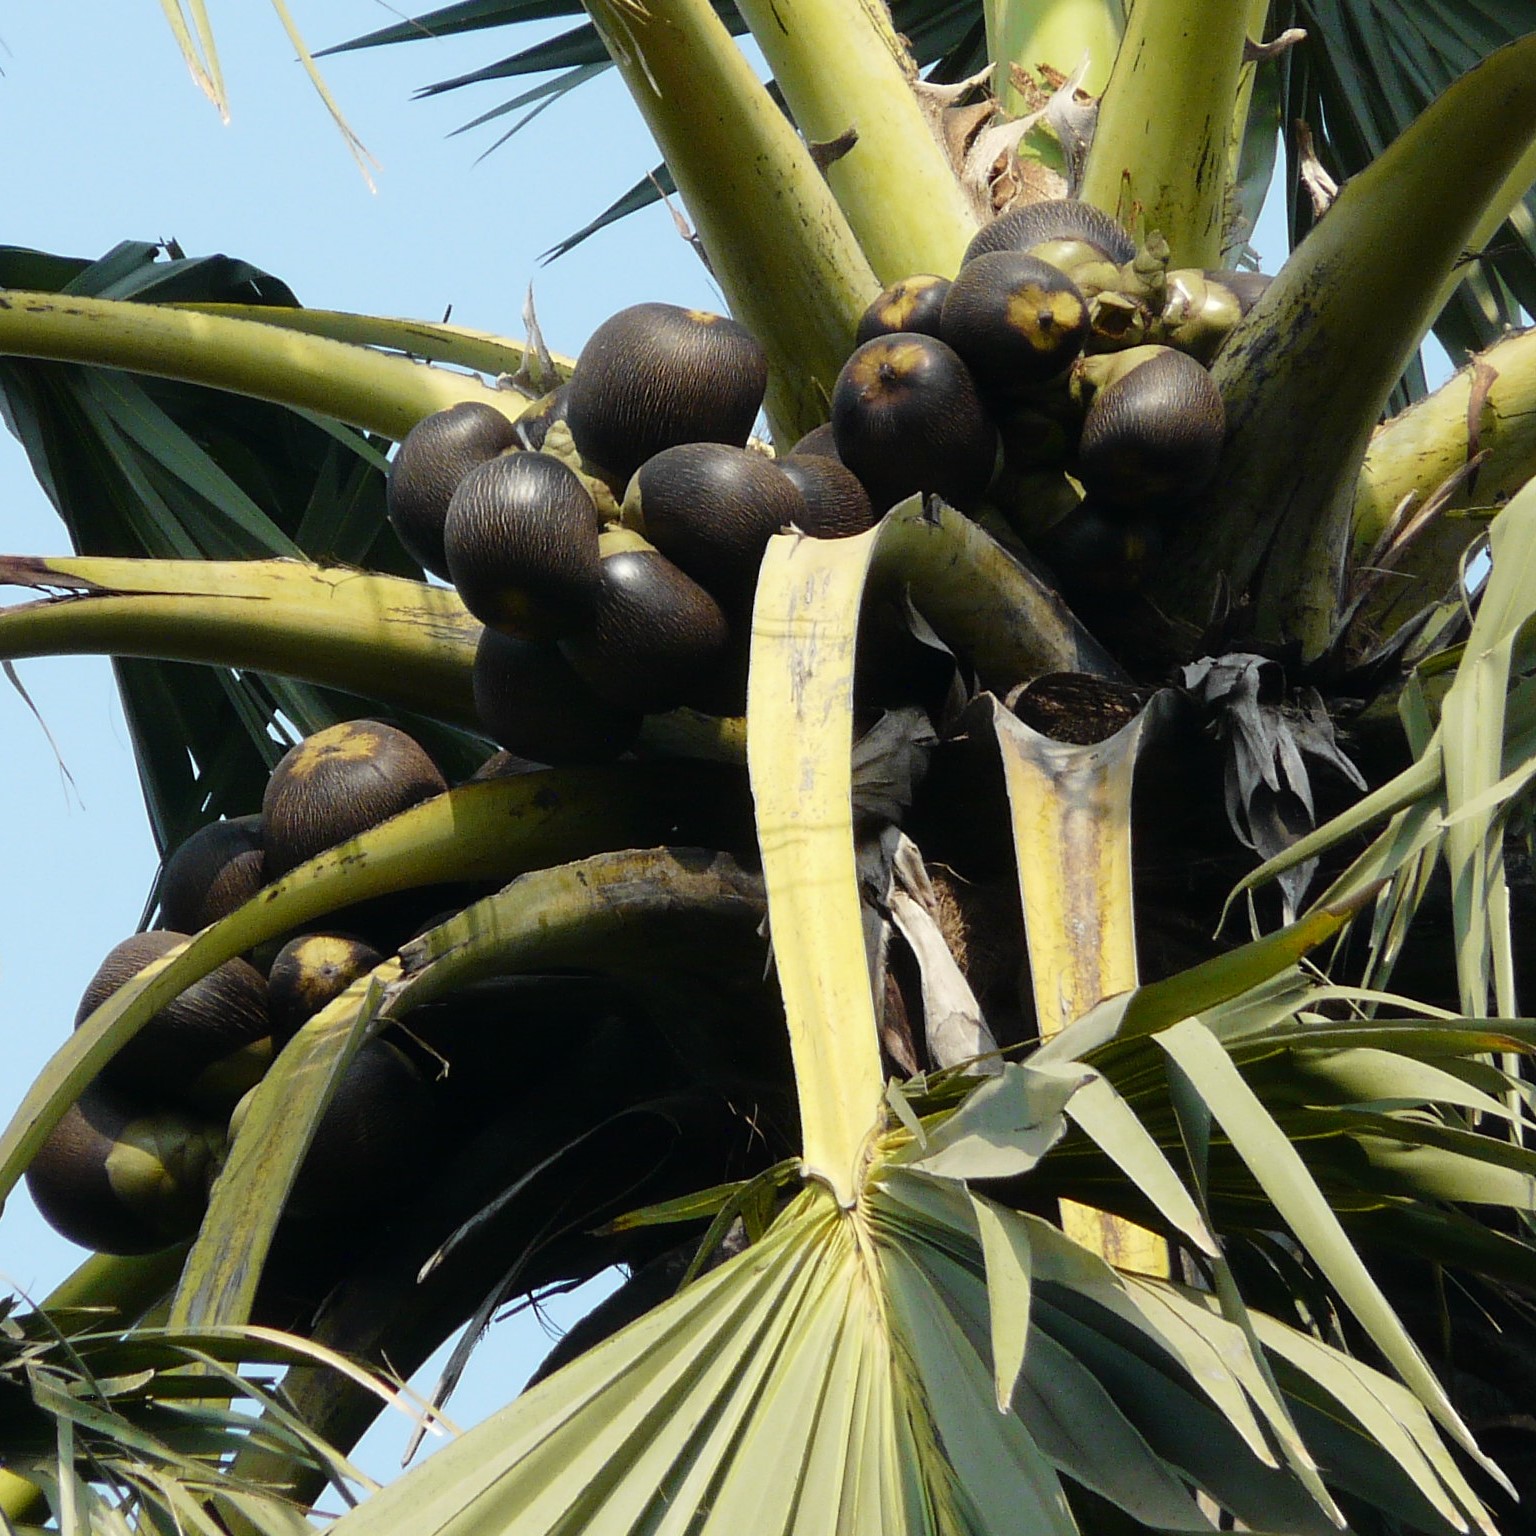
0, 1, 724, 1482
0, 1, 1327, 1492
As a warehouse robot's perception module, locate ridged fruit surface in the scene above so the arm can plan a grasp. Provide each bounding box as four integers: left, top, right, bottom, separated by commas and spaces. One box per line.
775, 455, 876, 537
963, 198, 1136, 265
564, 303, 767, 487
444, 451, 603, 642
387, 401, 519, 579
262, 719, 447, 879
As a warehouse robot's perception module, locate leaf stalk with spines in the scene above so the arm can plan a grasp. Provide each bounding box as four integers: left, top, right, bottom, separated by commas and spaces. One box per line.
730, 0, 979, 284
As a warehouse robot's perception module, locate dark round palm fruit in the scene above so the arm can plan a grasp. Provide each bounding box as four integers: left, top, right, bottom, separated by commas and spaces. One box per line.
473, 626, 642, 764
559, 529, 736, 715
285, 1041, 437, 1218
26, 1080, 224, 1254
855, 275, 952, 345
831, 333, 998, 514
156, 814, 266, 933
444, 451, 603, 643
1036, 500, 1164, 598
564, 303, 768, 488
623, 442, 807, 612
262, 719, 447, 880
267, 934, 384, 1045
387, 402, 520, 580
775, 455, 876, 537
514, 381, 572, 451
940, 252, 1090, 396
1161, 270, 1271, 362
78, 931, 271, 1111
789, 423, 841, 460
1076, 346, 1225, 513
963, 198, 1136, 266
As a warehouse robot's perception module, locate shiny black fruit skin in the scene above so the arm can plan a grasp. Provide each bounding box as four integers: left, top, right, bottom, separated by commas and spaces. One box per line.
940, 252, 1090, 397
559, 534, 737, 715
626, 442, 807, 612
963, 198, 1136, 266
387, 402, 519, 580
831, 333, 998, 515
1076, 347, 1225, 514
444, 451, 603, 642
565, 303, 768, 488
855, 275, 952, 345
472, 626, 643, 764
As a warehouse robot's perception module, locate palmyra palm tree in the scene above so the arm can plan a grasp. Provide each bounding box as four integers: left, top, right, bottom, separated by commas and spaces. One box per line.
2, 2, 1536, 1531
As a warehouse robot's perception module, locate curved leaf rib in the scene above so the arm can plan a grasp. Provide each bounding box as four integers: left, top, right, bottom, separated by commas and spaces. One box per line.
0, 291, 517, 440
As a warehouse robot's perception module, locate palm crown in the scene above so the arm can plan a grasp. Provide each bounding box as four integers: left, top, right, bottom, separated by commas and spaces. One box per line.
2, 4, 1536, 1534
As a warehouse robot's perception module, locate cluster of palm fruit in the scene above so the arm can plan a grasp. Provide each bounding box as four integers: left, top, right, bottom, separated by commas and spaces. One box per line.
32, 198, 1265, 1259
26, 719, 450, 1256
389, 304, 879, 763
830, 197, 1267, 600
390, 198, 1263, 744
